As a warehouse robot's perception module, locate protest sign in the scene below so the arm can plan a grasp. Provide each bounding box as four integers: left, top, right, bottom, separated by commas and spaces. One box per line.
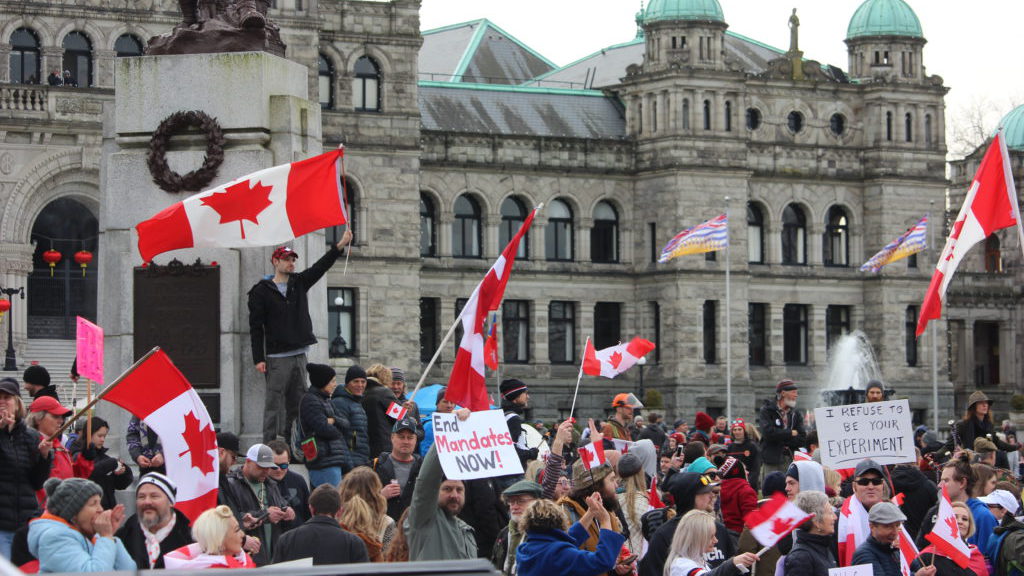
433, 409, 524, 480
814, 399, 915, 468
828, 565, 873, 576
76, 316, 104, 383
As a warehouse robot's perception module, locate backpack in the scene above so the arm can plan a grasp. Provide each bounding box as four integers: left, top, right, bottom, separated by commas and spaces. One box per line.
989, 528, 1024, 576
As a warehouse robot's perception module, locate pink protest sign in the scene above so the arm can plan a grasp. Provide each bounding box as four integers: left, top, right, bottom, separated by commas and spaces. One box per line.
75, 316, 104, 384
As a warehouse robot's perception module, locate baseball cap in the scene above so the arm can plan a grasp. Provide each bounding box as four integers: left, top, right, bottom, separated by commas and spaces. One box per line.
392, 416, 418, 434
868, 501, 907, 524
271, 246, 298, 261
217, 432, 240, 455
979, 489, 1020, 515
0, 377, 19, 396
854, 458, 885, 478
611, 393, 644, 409
245, 444, 279, 469
29, 396, 72, 417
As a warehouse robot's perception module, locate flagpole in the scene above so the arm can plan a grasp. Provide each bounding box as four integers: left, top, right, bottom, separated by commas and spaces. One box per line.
724, 197, 732, 424
929, 202, 938, 434
569, 337, 589, 420
410, 314, 462, 403
52, 347, 162, 440
338, 144, 352, 276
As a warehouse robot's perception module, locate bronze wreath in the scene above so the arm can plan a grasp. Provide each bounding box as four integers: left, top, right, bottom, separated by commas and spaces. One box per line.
147, 110, 225, 193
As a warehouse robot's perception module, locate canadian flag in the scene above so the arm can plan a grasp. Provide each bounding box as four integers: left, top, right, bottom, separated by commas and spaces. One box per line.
838, 494, 869, 566
136, 149, 348, 262
649, 476, 666, 509
898, 527, 920, 576
917, 132, 1024, 335
745, 492, 813, 548
924, 485, 970, 567
582, 337, 656, 378
445, 208, 536, 411
578, 441, 607, 470
386, 401, 408, 421
102, 349, 218, 521
793, 449, 813, 461
483, 318, 499, 371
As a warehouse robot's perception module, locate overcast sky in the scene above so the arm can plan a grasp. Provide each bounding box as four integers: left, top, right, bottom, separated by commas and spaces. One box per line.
419, 0, 1024, 156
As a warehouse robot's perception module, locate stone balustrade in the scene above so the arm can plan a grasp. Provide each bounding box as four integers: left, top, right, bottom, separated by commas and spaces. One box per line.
0, 85, 48, 112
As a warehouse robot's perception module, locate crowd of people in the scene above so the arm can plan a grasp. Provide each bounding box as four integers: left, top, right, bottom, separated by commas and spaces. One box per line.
1, 363, 1023, 575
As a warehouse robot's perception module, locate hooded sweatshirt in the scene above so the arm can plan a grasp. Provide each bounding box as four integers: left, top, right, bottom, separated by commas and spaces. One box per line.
787, 461, 826, 494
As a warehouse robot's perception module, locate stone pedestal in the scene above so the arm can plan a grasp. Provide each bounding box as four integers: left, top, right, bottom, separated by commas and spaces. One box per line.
98, 52, 323, 449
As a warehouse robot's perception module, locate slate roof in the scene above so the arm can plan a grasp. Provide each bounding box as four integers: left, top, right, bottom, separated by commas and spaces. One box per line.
418, 82, 626, 140
420, 19, 556, 85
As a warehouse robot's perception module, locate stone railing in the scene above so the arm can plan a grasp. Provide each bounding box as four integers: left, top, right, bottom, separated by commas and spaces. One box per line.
0, 84, 48, 111
0, 84, 112, 123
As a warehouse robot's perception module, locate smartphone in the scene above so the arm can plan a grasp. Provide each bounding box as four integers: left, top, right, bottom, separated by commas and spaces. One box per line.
675, 446, 684, 457
620, 554, 638, 564
250, 509, 270, 523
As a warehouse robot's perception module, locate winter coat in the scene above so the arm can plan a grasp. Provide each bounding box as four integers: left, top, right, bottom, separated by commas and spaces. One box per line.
247, 245, 341, 364
911, 545, 980, 576
516, 523, 625, 576
642, 513, 736, 576
0, 420, 50, 531
639, 422, 667, 450
460, 476, 511, 557
272, 515, 369, 565
503, 401, 539, 467
373, 451, 422, 521
220, 470, 291, 566
851, 536, 902, 576
726, 439, 761, 489
988, 514, 1024, 576
758, 402, 806, 465
30, 386, 60, 402
72, 445, 134, 510
330, 387, 370, 468
889, 464, 936, 537
406, 445, 477, 561
37, 437, 74, 506
966, 497, 997, 553
163, 543, 256, 569
784, 530, 837, 576
115, 508, 194, 569
944, 416, 1015, 455
362, 378, 400, 457
125, 417, 162, 463
298, 386, 349, 470
27, 513, 136, 573
275, 471, 311, 525
720, 477, 759, 534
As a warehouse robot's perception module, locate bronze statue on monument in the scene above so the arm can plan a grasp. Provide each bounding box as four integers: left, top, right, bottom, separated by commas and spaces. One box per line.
146, 0, 286, 56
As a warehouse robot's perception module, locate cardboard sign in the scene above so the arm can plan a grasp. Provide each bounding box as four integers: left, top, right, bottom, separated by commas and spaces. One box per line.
815, 399, 915, 468
433, 409, 524, 480
75, 316, 104, 384
829, 565, 873, 576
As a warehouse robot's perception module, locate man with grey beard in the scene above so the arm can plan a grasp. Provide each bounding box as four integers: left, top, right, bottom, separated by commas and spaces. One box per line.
758, 379, 806, 482
115, 473, 194, 569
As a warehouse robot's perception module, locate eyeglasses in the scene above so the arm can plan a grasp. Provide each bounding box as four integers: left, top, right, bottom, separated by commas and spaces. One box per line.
855, 477, 884, 486
275, 462, 289, 470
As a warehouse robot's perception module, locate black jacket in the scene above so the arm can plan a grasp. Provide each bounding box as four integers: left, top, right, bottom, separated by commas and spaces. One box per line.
502, 401, 538, 467
638, 422, 667, 450
30, 385, 60, 402
248, 245, 341, 364
331, 387, 370, 469
890, 464, 937, 537
298, 387, 349, 470
459, 476, 510, 558
363, 378, 399, 457
272, 515, 369, 565
0, 420, 50, 531
221, 469, 292, 566
910, 552, 974, 576
726, 439, 762, 490
641, 514, 736, 576
758, 401, 806, 465
851, 536, 902, 576
784, 530, 837, 576
373, 451, 422, 521
73, 444, 134, 510
276, 470, 311, 525
115, 508, 194, 569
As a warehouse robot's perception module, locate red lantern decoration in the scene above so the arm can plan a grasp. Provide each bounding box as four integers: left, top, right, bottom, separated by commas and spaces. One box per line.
0, 298, 10, 322
42, 249, 62, 277
74, 250, 93, 277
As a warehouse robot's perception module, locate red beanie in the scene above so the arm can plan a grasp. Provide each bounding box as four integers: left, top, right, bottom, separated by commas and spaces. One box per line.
695, 412, 714, 431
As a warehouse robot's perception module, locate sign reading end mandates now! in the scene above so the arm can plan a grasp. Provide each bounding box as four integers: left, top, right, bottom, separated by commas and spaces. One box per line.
433, 410, 524, 480
814, 399, 915, 469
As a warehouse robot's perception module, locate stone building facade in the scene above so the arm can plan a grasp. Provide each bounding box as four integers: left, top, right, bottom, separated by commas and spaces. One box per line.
0, 0, 985, 432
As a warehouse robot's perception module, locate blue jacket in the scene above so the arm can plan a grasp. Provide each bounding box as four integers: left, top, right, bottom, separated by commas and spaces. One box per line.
28, 516, 136, 573
966, 497, 996, 553
330, 387, 370, 468
420, 417, 436, 458
517, 522, 625, 576
850, 536, 902, 576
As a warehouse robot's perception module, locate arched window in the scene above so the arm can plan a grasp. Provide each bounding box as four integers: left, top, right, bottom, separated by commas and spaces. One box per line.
925, 114, 933, 147
985, 234, 1002, 273
724, 101, 732, 132
651, 99, 658, 133
62, 32, 93, 87
637, 100, 643, 134
420, 193, 436, 257
746, 108, 761, 130
9, 28, 40, 84
823, 206, 849, 267
499, 197, 528, 259
452, 194, 481, 258
318, 54, 335, 109
114, 34, 144, 57
703, 99, 711, 130
545, 199, 573, 261
781, 204, 807, 265
353, 55, 380, 112
904, 113, 913, 142
682, 98, 690, 130
886, 111, 893, 141
747, 202, 765, 264
787, 111, 804, 133
591, 201, 618, 263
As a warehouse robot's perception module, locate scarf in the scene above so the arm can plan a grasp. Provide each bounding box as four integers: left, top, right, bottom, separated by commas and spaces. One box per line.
503, 520, 525, 575
141, 512, 177, 568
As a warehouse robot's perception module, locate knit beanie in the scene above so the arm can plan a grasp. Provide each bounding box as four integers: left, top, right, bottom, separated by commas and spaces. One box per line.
307, 363, 336, 389
390, 367, 406, 382
695, 411, 714, 431
499, 378, 528, 402
137, 472, 178, 506
435, 386, 449, 405
686, 456, 716, 475
44, 477, 102, 523
344, 365, 366, 385
23, 365, 50, 387
762, 471, 787, 498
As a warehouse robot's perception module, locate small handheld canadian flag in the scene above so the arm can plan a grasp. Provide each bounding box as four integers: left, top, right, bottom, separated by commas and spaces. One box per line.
745, 492, 814, 548
386, 402, 408, 421
924, 485, 970, 568
578, 441, 607, 470
582, 337, 656, 378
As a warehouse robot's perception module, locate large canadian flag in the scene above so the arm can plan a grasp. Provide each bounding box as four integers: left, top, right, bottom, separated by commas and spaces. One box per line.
445, 208, 536, 411
917, 132, 1024, 335
924, 485, 971, 568
837, 494, 869, 566
582, 337, 656, 378
744, 492, 813, 548
136, 149, 348, 262
103, 349, 218, 521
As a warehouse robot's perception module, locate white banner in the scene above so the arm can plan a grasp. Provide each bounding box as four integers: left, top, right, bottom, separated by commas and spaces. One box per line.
433, 409, 525, 480
814, 399, 915, 469
829, 565, 873, 576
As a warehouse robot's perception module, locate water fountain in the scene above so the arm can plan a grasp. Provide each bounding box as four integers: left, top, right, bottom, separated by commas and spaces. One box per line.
819, 330, 890, 406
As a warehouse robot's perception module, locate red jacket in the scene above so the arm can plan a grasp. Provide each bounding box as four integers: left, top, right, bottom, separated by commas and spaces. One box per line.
719, 477, 758, 533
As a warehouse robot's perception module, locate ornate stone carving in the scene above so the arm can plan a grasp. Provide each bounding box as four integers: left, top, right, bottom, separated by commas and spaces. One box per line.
146, 0, 285, 57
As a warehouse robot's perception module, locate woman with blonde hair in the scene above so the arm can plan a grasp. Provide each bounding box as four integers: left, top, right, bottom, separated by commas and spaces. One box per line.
164, 506, 255, 569
665, 510, 757, 576
339, 495, 383, 562
616, 453, 650, 559
339, 466, 395, 553
516, 494, 625, 576
913, 501, 988, 576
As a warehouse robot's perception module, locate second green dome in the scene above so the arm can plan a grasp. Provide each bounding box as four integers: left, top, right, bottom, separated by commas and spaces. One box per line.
846, 0, 923, 40
643, 0, 725, 24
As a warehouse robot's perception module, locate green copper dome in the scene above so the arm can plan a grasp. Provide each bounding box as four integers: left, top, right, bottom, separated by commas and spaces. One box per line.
642, 0, 725, 23
846, 0, 923, 40
998, 105, 1024, 151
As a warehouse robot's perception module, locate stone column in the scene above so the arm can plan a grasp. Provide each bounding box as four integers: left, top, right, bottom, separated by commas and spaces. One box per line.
93, 49, 117, 89
0, 243, 33, 365
41, 47, 63, 82
0, 46, 11, 83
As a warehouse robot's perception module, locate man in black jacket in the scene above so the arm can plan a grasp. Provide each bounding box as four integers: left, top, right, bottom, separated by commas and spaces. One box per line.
272, 484, 369, 565
758, 379, 806, 482
221, 444, 296, 565
852, 502, 936, 576
22, 366, 59, 402
115, 473, 194, 569
374, 416, 422, 521
248, 229, 351, 443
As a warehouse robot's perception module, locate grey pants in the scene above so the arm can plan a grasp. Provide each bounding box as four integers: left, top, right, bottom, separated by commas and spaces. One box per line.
263, 354, 308, 443
761, 460, 791, 487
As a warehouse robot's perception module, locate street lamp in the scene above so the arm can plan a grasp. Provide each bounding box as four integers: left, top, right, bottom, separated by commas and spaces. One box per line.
0, 286, 25, 371
636, 355, 647, 404
329, 294, 348, 357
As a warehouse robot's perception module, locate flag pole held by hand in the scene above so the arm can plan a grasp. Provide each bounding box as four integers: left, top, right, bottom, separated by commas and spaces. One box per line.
338, 143, 352, 276
568, 336, 589, 419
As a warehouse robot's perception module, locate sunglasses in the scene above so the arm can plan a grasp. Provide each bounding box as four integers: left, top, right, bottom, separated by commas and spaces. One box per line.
855, 477, 884, 486
703, 471, 720, 479
275, 462, 289, 470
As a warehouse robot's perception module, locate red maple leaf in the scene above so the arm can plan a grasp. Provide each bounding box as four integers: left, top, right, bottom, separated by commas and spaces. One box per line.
770, 517, 796, 535
609, 351, 623, 369
945, 515, 960, 538
179, 411, 217, 475
199, 180, 274, 239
